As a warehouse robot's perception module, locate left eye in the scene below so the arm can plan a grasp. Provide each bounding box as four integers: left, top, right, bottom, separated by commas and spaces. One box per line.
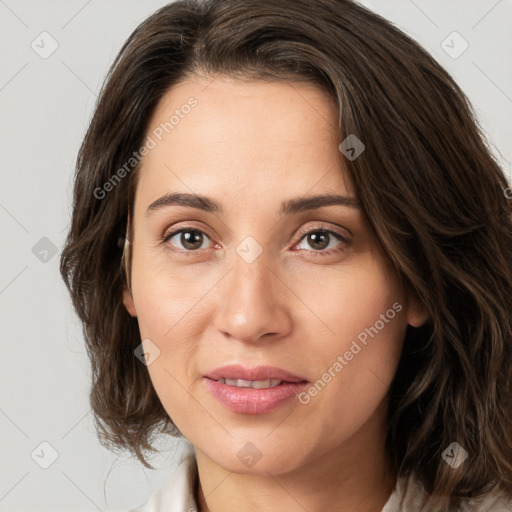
163, 229, 213, 251
295, 230, 346, 252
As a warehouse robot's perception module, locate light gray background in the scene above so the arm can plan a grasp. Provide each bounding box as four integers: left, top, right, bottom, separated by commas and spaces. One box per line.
1, 1, 511, 511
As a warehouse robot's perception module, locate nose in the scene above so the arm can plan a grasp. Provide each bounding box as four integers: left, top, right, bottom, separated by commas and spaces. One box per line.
212, 249, 293, 344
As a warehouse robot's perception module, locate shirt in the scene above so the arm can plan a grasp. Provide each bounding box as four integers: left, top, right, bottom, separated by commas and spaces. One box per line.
124, 454, 512, 512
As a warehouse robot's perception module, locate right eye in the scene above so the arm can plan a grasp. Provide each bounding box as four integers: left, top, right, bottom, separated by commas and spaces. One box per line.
163, 228, 214, 252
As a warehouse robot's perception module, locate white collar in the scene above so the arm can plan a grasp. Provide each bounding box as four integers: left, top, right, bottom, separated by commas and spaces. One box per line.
129, 454, 198, 512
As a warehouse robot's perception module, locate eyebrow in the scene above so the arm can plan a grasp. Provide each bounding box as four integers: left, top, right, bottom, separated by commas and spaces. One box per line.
145, 192, 360, 216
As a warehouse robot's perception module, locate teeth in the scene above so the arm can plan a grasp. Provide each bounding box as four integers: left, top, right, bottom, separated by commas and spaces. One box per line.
250, 379, 282, 389
218, 378, 283, 389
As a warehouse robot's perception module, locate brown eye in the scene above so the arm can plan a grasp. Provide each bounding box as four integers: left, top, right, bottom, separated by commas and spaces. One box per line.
295, 229, 349, 254
163, 228, 212, 251
306, 231, 330, 250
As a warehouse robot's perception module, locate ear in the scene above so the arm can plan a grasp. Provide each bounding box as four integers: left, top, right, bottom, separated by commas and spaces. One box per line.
406, 294, 429, 327
123, 285, 137, 317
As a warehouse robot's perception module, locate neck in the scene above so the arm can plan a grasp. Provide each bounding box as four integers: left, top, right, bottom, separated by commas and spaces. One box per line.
194, 401, 395, 512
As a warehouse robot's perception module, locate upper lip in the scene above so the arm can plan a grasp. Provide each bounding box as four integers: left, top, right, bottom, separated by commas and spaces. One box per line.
205, 364, 308, 382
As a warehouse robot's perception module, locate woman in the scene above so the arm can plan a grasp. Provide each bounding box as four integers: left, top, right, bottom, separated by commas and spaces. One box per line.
60, 0, 512, 510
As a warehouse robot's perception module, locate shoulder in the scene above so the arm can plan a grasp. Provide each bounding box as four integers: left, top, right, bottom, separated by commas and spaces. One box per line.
461, 487, 512, 512
381, 474, 429, 512
382, 474, 512, 512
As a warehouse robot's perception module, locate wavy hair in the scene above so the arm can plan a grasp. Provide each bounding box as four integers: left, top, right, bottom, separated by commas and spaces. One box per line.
60, 0, 512, 509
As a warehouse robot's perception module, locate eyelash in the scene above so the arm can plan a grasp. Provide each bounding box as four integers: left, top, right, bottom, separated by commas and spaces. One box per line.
162, 225, 351, 257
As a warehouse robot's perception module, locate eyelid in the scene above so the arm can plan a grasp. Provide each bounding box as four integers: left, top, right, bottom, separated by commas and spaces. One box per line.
295, 223, 351, 243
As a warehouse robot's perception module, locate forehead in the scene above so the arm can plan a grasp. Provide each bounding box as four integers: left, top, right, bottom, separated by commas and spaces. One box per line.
134, 75, 353, 210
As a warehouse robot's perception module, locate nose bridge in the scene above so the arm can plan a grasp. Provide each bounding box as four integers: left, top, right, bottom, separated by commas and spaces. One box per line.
213, 241, 291, 342
231, 247, 271, 302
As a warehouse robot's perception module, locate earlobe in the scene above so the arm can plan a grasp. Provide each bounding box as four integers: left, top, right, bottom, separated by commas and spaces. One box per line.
123, 286, 137, 317
406, 296, 429, 327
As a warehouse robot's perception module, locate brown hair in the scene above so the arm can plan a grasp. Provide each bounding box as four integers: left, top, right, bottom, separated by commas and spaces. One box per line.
60, 0, 512, 509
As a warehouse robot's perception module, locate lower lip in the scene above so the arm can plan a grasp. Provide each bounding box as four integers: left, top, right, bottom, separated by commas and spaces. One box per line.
203, 378, 308, 414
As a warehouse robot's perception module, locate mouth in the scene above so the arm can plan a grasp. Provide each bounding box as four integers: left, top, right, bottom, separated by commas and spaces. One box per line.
214, 378, 286, 389
204, 364, 308, 383
203, 365, 309, 414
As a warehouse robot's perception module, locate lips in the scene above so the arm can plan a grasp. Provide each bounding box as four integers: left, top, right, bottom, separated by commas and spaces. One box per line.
203, 365, 309, 414
204, 364, 308, 383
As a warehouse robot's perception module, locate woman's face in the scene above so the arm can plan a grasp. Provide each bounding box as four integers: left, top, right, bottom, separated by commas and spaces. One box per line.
123, 74, 425, 475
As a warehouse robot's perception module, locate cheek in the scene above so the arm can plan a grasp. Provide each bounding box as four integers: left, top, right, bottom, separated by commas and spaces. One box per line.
294, 257, 406, 425
317, 324, 404, 439
292, 254, 404, 349
132, 272, 205, 377
135, 304, 204, 436
129, 244, 213, 339
128, 255, 208, 422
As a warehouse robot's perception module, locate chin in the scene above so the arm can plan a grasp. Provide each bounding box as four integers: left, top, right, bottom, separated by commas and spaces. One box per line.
211, 443, 309, 476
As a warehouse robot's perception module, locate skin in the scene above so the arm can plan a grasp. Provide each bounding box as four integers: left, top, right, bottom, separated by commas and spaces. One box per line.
123, 74, 428, 512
